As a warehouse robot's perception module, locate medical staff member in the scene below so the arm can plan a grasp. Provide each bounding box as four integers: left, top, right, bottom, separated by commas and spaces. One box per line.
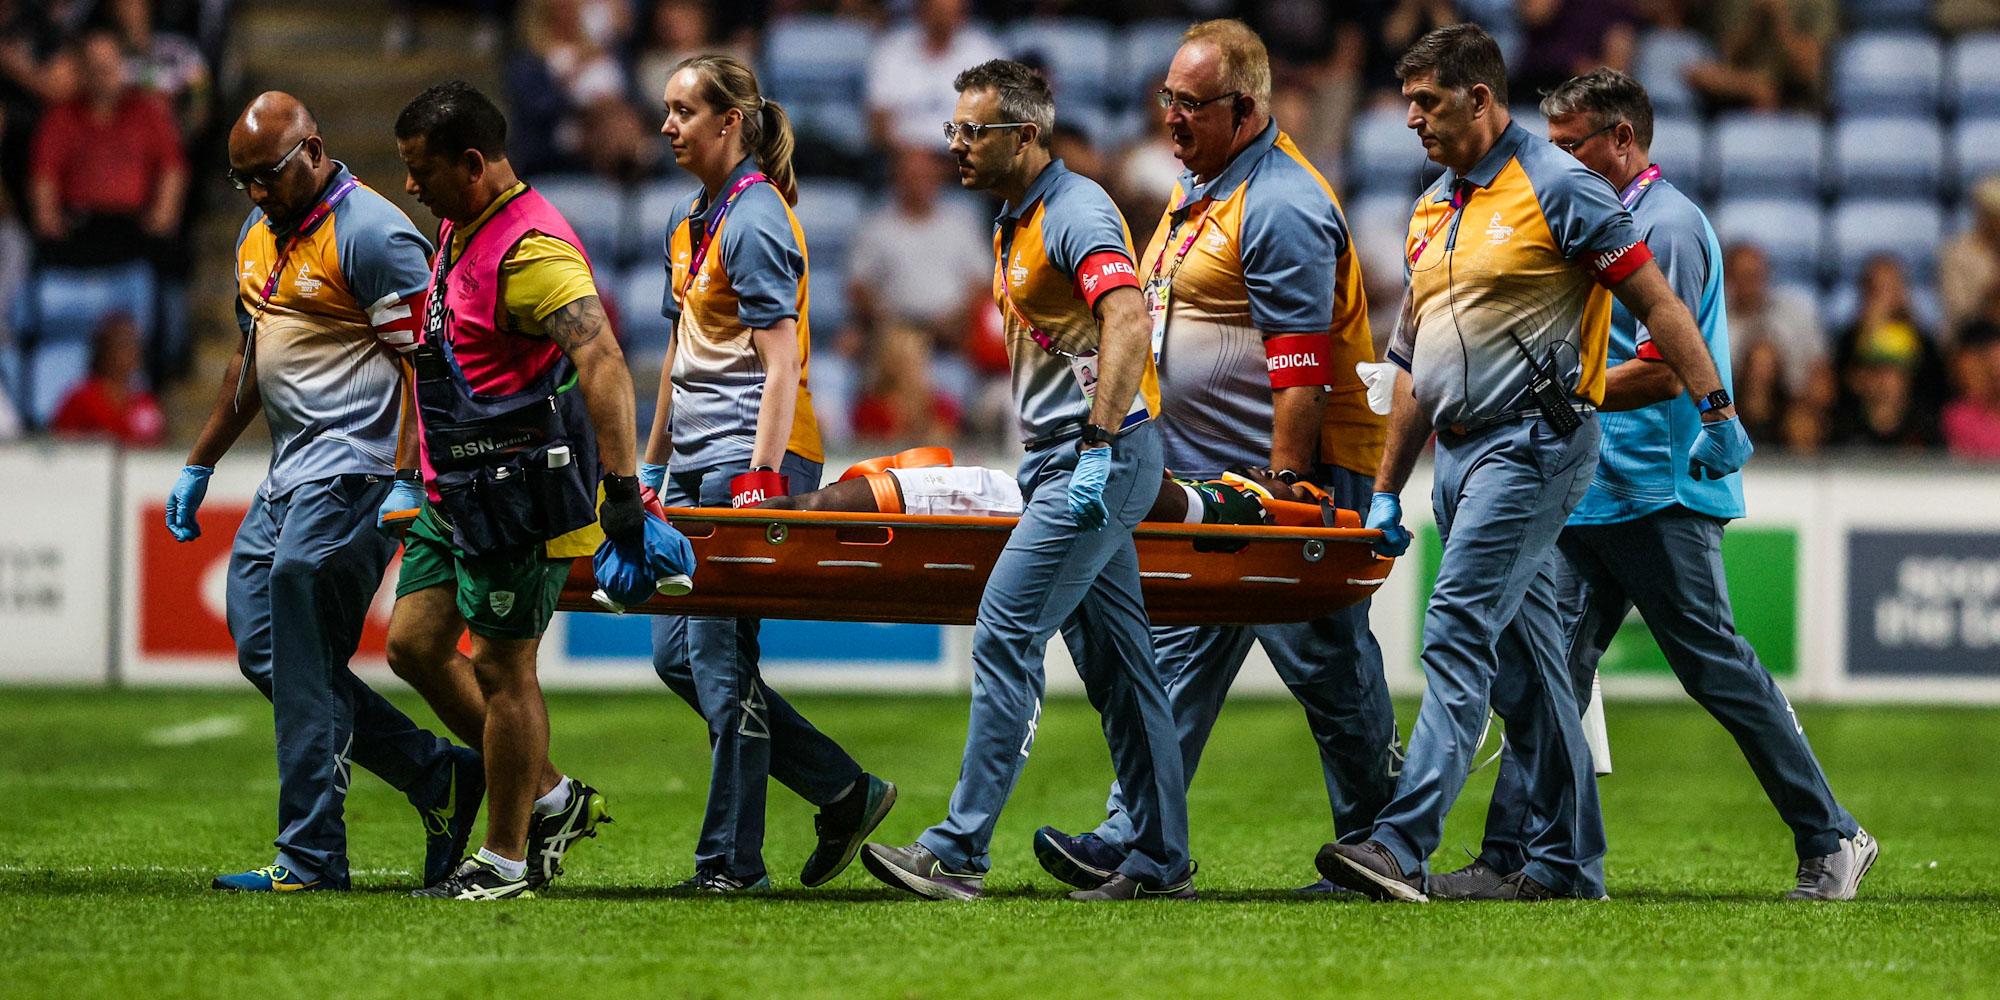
643, 54, 895, 894
1317, 26, 1752, 902
1029, 20, 1398, 896
169, 92, 478, 894
389, 81, 628, 901
860, 59, 1193, 902
1435, 69, 1873, 903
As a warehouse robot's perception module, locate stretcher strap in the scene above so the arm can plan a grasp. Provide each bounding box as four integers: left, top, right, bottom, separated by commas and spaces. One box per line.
865, 472, 902, 515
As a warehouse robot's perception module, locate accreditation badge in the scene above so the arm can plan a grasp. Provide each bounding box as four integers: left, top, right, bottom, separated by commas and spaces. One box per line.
1067, 350, 1101, 400
1145, 276, 1171, 362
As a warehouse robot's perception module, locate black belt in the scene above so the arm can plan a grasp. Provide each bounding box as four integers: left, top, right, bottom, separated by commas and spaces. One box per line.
1444, 404, 1595, 437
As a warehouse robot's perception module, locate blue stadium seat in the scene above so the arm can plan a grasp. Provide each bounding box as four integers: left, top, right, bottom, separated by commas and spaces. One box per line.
617, 265, 673, 357
1347, 191, 1419, 291
761, 15, 873, 106
1714, 198, 1826, 286
809, 273, 850, 335
1510, 110, 1548, 138
1347, 106, 1428, 195
1708, 112, 1825, 197
25, 339, 91, 427
1633, 30, 1714, 118
633, 178, 692, 264
1829, 198, 1944, 283
1056, 100, 1120, 149
533, 175, 629, 267
1007, 20, 1115, 106
1842, 0, 1931, 30
1949, 34, 2000, 117
1955, 119, 2000, 192
21, 261, 155, 344
1117, 20, 1189, 105
791, 99, 871, 159
1832, 117, 1945, 197
793, 177, 868, 264
1647, 117, 1705, 192
1833, 32, 1943, 115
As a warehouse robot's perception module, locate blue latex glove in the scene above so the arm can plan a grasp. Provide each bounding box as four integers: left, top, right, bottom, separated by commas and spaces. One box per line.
1365, 492, 1411, 558
377, 478, 425, 534
1688, 415, 1753, 481
165, 465, 213, 542
1068, 445, 1113, 530
639, 462, 669, 493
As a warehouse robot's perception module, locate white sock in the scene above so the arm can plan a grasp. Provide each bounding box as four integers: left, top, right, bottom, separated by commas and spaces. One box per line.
533, 776, 573, 816
476, 847, 526, 881
1179, 483, 1206, 524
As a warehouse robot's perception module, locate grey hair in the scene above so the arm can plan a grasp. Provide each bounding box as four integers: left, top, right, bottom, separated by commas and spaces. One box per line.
952, 59, 1056, 149
1539, 67, 1654, 151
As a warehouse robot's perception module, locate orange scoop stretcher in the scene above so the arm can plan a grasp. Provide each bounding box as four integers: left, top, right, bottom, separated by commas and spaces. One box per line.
556, 497, 1395, 627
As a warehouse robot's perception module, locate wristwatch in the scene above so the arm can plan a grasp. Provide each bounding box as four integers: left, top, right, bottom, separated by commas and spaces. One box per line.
1273, 468, 1301, 486
1077, 424, 1118, 452
1695, 388, 1733, 414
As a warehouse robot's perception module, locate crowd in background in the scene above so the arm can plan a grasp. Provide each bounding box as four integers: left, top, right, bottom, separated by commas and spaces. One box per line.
8, 0, 2000, 464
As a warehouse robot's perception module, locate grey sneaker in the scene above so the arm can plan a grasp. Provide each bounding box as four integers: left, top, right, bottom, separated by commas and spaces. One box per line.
1430, 858, 1510, 899
1787, 828, 1879, 900
1458, 870, 1562, 901
861, 842, 984, 901
1315, 840, 1428, 902
668, 869, 771, 893
1067, 871, 1197, 901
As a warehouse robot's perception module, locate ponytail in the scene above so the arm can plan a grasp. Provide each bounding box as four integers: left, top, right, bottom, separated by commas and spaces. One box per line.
753, 98, 798, 206
676, 54, 798, 206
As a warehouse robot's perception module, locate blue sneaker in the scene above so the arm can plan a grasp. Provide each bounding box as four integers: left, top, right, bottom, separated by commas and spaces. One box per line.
801, 773, 897, 887
211, 864, 331, 893
1033, 826, 1125, 891
418, 746, 485, 887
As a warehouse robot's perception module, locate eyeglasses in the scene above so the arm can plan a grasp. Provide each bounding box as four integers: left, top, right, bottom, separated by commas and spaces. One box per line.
942, 121, 1032, 144
1552, 122, 1621, 154
1156, 89, 1240, 115
227, 137, 309, 191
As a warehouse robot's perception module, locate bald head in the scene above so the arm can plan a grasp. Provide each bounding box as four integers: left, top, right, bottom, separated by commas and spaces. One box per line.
231, 91, 317, 162
228, 92, 334, 228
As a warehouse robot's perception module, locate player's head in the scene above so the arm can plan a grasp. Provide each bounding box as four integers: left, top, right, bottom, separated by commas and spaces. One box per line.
394, 80, 509, 224
228, 91, 330, 227
661, 54, 799, 205
1161, 20, 1269, 179
948, 59, 1054, 193
1396, 23, 1509, 171
1541, 68, 1654, 180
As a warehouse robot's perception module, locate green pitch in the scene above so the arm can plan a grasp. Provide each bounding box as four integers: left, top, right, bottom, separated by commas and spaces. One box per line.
1, 688, 1995, 999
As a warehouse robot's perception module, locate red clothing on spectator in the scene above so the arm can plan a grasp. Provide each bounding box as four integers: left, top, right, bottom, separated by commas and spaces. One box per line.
29, 91, 185, 216
50, 377, 166, 446
853, 391, 963, 440
1943, 399, 2000, 460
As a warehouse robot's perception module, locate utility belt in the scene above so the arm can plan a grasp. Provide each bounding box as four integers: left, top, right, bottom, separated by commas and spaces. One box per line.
1443, 402, 1596, 438
1022, 409, 1150, 451
413, 343, 598, 556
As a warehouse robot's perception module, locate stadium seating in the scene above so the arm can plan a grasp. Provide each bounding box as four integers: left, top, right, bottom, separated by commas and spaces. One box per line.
1842, 0, 1932, 30
1829, 197, 1944, 283
1948, 34, 2000, 117
14, 262, 157, 427
1007, 20, 1114, 106
1347, 106, 1426, 195
534, 175, 630, 267
1956, 118, 2000, 193
618, 265, 672, 357
1714, 197, 1826, 286
761, 15, 873, 107
1709, 112, 1825, 198
1832, 116, 1946, 197
792, 179, 868, 262
634, 178, 690, 263
1833, 32, 1944, 116
1116, 20, 1188, 105
1648, 117, 1705, 189
1347, 191, 1419, 289
1633, 30, 1714, 118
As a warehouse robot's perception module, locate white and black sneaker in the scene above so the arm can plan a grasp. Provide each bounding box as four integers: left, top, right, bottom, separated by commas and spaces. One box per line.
525, 778, 612, 889
410, 857, 532, 900
1787, 828, 1879, 900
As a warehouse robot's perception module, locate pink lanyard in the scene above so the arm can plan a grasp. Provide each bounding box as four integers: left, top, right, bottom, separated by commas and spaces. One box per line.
676, 171, 770, 306
996, 203, 1078, 356
1147, 197, 1215, 286
1408, 181, 1470, 266
1620, 164, 1662, 210
235, 175, 360, 408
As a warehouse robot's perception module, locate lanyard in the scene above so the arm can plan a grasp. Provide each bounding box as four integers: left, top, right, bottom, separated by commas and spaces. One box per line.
1148, 197, 1215, 286
1619, 164, 1662, 210
234, 175, 360, 409
995, 206, 1081, 357
676, 171, 770, 306
1408, 180, 1470, 266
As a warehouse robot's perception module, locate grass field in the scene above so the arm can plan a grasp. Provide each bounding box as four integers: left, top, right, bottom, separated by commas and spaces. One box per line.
2, 687, 1996, 999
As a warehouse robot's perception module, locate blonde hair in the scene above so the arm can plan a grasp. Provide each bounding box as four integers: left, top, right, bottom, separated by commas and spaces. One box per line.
674, 53, 798, 205
1181, 19, 1272, 110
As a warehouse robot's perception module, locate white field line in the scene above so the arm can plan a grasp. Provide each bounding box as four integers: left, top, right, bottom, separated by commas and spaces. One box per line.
143, 715, 249, 746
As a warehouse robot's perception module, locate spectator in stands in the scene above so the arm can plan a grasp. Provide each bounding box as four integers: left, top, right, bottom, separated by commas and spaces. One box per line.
852, 323, 963, 442
1734, 338, 1795, 450
1724, 242, 1830, 442
383, 0, 506, 57
1684, 0, 1837, 111
1944, 307, 2000, 460
1512, 0, 1637, 102
0, 0, 73, 207
1831, 255, 1947, 450
1941, 176, 2000, 345
108, 0, 210, 138
506, 0, 632, 174
865, 0, 1003, 150
636, 0, 748, 111
1936, 0, 2000, 33
1050, 123, 1102, 183
49, 311, 164, 446
847, 144, 990, 402
1367, 0, 1459, 98
27, 29, 185, 268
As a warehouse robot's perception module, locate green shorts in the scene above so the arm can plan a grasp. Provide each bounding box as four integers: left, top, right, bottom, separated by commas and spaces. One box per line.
395, 504, 574, 640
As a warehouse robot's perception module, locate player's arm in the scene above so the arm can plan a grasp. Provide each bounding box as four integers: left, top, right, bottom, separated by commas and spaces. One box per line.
543, 293, 638, 477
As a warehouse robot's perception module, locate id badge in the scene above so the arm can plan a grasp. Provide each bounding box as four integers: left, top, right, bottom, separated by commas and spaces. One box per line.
1068, 350, 1100, 400
1144, 277, 1170, 362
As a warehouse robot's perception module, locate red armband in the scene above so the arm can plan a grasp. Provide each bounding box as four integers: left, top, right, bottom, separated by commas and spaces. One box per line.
1635, 339, 1665, 361
369, 288, 426, 353
729, 469, 788, 508
1585, 240, 1652, 287
1072, 250, 1140, 308
1264, 333, 1335, 388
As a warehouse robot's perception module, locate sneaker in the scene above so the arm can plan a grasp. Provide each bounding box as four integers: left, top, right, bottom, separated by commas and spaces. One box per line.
1314, 840, 1428, 903
1429, 858, 1510, 900
1456, 870, 1561, 901
211, 863, 331, 893
1067, 871, 1197, 901
524, 778, 612, 889
801, 774, 898, 887
668, 869, 772, 893
1786, 828, 1879, 901
410, 857, 532, 900
1292, 877, 1363, 897
417, 746, 485, 887
860, 842, 984, 901
1033, 826, 1125, 890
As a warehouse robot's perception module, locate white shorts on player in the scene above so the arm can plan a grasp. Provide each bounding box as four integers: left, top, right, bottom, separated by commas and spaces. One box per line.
886, 466, 1024, 517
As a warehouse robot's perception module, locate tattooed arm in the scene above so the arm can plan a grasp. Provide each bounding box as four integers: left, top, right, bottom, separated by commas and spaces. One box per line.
543, 293, 638, 477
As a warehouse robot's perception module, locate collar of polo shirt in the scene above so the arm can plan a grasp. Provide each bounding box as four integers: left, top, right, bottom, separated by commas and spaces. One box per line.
1430, 121, 1533, 203
1172, 118, 1280, 211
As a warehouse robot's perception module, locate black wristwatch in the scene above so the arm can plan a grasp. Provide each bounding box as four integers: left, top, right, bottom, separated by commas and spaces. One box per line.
749, 465, 775, 473
1273, 468, 1301, 486
393, 468, 420, 484
1696, 388, 1733, 414
1077, 424, 1118, 452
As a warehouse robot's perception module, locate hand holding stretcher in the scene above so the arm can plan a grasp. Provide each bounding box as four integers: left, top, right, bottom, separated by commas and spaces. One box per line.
560, 448, 1397, 627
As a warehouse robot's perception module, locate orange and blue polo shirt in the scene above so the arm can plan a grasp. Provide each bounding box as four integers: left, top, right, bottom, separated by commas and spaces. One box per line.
1141, 120, 1382, 479
661, 156, 823, 469
992, 159, 1158, 445
234, 162, 431, 500
1387, 121, 1650, 430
